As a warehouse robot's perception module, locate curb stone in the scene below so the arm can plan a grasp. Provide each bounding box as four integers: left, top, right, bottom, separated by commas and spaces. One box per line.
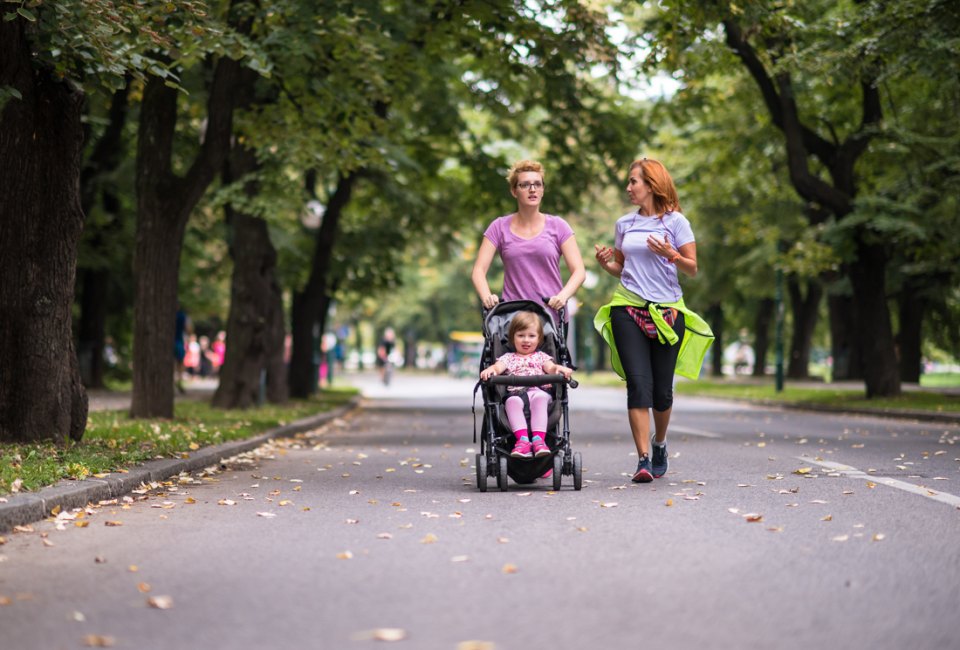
0, 398, 359, 534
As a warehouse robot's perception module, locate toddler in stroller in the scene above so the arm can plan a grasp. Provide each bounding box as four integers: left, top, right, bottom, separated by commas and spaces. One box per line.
474, 300, 582, 492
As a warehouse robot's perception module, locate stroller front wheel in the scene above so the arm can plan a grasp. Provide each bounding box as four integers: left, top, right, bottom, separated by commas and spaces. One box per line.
552, 452, 563, 491
476, 454, 488, 492
573, 452, 583, 491
497, 455, 509, 491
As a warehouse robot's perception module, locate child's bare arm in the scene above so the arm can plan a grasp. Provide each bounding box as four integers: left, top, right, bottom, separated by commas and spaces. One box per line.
480, 360, 506, 380
542, 359, 573, 379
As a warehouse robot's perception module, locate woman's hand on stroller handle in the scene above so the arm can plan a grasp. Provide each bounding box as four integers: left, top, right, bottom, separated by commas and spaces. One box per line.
542, 296, 566, 317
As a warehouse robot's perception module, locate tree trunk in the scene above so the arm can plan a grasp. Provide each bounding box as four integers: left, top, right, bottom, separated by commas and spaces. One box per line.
77, 268, 110, 388
0, 17, 88, 443
752, 298, 774, 376
827, 292, 860, 381
786, 276, 822, 379
897, 285, 925, 384
130, 53, 243, 418
212, 147, 288, 409
77, 85, 130, 389
289, 172, 358, 398
849, 242, 901, 396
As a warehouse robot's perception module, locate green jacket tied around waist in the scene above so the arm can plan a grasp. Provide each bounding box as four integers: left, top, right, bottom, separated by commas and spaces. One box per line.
593, 284, 715, 381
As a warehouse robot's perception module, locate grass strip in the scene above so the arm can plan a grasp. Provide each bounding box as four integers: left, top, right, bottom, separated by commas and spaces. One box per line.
0, 388, 357, 496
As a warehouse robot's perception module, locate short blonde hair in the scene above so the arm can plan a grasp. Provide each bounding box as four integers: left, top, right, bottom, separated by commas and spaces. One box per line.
506, 160, 545, 188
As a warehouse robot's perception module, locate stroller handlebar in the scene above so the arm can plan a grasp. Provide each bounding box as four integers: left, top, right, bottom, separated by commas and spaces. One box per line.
483, 374, 578, 389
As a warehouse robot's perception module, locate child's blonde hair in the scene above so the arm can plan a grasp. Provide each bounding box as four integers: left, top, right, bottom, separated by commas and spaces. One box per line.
508, 311, 543, 346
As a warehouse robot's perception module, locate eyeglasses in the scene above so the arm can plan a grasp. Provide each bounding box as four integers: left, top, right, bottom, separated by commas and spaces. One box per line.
517, 181, 543, 190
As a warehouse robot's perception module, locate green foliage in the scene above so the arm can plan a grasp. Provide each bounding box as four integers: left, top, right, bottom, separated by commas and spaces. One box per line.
6, 0, 268, 95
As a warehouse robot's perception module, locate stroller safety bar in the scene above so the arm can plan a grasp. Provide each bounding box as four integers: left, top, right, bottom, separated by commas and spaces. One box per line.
483, 374, 578, 389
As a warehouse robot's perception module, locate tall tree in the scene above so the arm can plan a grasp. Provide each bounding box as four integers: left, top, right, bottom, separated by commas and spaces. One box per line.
1, 12, 87, 442
129, 1, 265, 417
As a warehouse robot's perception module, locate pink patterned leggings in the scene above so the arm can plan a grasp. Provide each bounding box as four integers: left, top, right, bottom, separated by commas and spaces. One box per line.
504, 387, 551, 434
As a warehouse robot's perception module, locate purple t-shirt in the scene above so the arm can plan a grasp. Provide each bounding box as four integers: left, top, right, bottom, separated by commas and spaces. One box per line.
483, 214, 574, 319
614, 210, 695, 303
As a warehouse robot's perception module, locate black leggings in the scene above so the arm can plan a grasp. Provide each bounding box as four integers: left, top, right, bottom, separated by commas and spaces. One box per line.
610, 306, 685, 411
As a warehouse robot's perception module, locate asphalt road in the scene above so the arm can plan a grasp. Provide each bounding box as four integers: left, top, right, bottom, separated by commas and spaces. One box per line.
2, 373, 959, 650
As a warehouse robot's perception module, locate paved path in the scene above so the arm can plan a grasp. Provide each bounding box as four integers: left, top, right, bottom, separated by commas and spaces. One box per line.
2, 373, 958, 649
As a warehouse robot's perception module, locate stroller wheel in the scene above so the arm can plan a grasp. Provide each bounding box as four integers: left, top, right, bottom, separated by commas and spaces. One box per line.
552, 452, 563, 491
497, 455, 509, 491
476, 454, 488, 493
573, 452, 583, 491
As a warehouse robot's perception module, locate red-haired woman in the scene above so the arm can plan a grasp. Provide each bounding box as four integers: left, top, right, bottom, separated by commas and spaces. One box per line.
594, 158, 714, 483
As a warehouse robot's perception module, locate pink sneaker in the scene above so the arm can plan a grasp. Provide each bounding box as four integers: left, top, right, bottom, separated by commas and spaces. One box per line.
531, 436, 551, 458
511, 437, 532, 458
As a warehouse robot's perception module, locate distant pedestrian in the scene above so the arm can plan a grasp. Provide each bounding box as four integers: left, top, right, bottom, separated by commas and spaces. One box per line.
174, 304, 190, 394
594, 158, 713, 483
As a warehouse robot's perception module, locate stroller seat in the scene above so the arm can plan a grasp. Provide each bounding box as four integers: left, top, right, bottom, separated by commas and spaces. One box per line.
474, 299, 582, 492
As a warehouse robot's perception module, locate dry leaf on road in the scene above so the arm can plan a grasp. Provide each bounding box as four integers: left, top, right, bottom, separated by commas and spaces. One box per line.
147, 595, 173, 609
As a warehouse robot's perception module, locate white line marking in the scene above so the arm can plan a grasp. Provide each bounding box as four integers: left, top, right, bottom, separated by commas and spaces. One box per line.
669, 426, 721, 439
801, 458, 960, 508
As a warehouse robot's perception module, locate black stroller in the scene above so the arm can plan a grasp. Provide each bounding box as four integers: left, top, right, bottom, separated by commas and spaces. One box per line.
473, 299, 582, 492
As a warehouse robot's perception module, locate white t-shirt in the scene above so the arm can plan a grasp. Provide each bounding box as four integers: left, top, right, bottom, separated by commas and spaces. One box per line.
614, 210, 695, 303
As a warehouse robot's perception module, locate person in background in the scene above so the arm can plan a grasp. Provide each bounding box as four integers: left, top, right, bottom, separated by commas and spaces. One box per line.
377, 327, 397, 385
173, 304, 190, 394
594, 158, 713, 483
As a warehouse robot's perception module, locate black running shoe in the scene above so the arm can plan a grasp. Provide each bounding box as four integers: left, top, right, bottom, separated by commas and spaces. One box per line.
652, 442, 668, 478
632, 455, 653, 483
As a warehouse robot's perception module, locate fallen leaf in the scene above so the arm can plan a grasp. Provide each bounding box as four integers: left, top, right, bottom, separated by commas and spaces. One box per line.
665, 499, 673, 507
420, 533, 438, 544
793, 467, 812, 475
104, 521, 122, 527
147, 595, 173, 609
866, 481, 877, 489
497, 537, 509, 544
873, 533, 886, 542
51, 505, 62, 516
371, 628, 407, 641
821, 515, 833, 521
137, 583, 151, 593
184, 497, 196, 504
377, 533, 393, 540
337, 551, 353, 560
0, 596, 12, 606
457, 642, 495, 650
83, 635, 116, 647
218, 499, 236, 506
42, 538, 55, 547
743, 513, 763, 522
502, 564, 518, 574
600, 502, 618, 508
810, 499, 828, 504
832, 535, 849, 542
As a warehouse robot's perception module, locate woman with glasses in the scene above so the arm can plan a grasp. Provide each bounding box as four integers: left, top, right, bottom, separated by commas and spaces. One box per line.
593, 158, 713, 483
471, 160, 585, 325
